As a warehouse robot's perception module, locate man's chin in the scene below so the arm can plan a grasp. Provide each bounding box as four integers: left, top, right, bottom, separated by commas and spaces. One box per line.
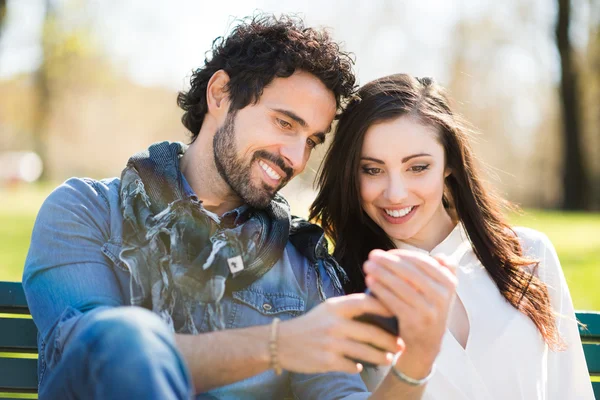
239, 185, 277, 209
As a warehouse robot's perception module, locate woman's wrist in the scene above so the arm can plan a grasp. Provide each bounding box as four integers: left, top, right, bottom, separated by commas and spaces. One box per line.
392, 348, 437, 381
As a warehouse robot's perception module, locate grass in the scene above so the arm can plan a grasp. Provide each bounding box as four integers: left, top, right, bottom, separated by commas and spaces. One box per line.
0, 182, 599, 310
509, 210, 600, 310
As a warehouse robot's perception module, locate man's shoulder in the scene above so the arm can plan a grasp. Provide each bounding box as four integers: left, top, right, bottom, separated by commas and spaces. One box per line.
50, 176, 120, 200
36, 176, 123, 233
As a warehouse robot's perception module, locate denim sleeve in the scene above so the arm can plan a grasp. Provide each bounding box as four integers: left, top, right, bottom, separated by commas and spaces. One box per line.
289, 259, 370, 400
22, 178, 126, 374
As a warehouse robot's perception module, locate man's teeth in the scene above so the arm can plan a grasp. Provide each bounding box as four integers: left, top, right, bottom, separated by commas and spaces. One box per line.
258, 160, 282, 180
385, 206, 414, 218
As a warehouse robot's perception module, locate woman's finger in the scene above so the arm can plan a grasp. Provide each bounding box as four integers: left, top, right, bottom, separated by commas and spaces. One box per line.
366, 274, 416, 323
373, 249, 457, 292
364, 260, 432, 309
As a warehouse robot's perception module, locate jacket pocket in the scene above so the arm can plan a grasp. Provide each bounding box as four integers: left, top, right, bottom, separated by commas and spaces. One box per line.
101, 239, 129, 273
228, 289, 305, 329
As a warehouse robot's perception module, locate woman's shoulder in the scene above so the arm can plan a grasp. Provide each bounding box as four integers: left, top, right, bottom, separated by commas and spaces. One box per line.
511, 226, 562, 284
511, 226, 555, 258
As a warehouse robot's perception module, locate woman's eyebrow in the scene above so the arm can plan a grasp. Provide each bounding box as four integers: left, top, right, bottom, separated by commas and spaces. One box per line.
360, 153, 432, 164
360, 156, 384, 164
401, 153, 432, 163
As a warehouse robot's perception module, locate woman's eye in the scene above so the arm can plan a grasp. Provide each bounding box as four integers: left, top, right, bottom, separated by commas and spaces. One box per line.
307, 138, 317, 149
362, 167, 382, 176
410, 165, 430, 173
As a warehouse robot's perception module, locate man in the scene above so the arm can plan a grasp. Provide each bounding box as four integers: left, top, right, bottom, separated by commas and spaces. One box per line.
23, 15, 449, 399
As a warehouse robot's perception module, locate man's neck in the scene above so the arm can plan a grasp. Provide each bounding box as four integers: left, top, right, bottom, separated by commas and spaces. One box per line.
180, 137, 244, 216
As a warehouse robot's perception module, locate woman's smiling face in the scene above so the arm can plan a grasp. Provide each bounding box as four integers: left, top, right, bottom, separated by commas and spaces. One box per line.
359, 116, 452, 250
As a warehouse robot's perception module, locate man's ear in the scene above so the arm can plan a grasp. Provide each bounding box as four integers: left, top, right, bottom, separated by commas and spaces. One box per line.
206, 70, 231, 118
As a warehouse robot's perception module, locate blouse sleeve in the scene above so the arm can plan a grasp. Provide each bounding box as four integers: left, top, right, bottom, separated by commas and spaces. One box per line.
521, 229, 595, 399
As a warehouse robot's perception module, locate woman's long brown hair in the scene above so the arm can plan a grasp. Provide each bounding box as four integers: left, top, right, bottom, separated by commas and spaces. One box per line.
310, 74, 563, 350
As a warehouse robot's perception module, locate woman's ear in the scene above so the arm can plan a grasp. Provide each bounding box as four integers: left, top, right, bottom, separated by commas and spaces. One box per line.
444, 167, 452, 178
206, 70, 231, 118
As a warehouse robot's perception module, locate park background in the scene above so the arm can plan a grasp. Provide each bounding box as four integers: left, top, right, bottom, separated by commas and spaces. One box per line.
0, 0, 598, 313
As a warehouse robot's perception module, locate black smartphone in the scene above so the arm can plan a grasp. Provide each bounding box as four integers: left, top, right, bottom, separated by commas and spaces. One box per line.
354, 288, 399, 336
350, 288, 400, 368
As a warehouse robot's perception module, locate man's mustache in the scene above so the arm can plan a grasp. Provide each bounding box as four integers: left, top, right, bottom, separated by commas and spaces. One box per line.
253, 150, 294, 183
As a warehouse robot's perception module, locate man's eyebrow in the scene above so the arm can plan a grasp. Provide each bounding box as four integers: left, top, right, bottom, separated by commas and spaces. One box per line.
272, 107, 329, 139
272, 108, 307, 128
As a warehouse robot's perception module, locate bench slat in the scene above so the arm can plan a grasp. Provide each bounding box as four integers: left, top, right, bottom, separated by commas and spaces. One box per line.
576, 311, 600, 340
0, 357, 38, 393
593, 381, 600, 400
583, 343, 600, 375
0, 318, 38, 353
0, 282, 29, 314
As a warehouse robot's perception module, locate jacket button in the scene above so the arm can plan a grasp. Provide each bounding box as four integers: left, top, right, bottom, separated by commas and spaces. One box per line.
262, 303, 272, 311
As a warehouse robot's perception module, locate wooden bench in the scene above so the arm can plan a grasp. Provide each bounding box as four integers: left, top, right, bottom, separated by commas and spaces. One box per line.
0, 281, 38, 399
1, 280, 599, 398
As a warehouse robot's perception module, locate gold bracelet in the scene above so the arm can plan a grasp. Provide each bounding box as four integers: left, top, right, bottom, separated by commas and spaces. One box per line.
269, 317, 282, 375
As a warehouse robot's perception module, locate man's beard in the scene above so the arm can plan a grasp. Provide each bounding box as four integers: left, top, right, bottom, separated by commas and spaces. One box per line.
213, 112, 293, 209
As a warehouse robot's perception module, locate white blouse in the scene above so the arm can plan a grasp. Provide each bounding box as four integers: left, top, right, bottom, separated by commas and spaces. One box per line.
362, 223, 595, 399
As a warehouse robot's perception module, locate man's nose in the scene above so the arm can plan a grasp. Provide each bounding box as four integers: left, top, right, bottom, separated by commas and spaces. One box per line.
280, 138, 308, 174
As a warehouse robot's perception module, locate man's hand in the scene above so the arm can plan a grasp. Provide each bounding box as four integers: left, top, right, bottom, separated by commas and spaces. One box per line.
364, 249, 458, 378
278, 293, 401, 374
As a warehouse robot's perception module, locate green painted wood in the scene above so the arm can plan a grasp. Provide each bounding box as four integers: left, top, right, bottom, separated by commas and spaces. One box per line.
583, 343, 600, 375
577, 311, 600, 340
0, 358, 38, 392
0, 282, 29, 314
0, 281, 598, 396
0, 318, 37, 353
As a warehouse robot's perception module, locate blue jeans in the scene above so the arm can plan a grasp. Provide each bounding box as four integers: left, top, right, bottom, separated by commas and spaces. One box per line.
38, 306, 193, 400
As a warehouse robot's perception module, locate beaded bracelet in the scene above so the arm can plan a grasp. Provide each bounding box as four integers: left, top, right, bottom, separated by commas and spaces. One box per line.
269, 317, 282, 375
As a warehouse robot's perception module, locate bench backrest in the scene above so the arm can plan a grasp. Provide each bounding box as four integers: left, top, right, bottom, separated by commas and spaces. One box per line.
0, 281, 599, 398
578, 311, 600, 398
0, 281, 38, 396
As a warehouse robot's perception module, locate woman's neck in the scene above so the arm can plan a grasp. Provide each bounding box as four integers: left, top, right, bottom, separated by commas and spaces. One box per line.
392, 206, 457, 252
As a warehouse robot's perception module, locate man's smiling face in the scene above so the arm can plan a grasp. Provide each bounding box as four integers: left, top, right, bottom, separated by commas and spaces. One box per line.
213, 70, 337, 209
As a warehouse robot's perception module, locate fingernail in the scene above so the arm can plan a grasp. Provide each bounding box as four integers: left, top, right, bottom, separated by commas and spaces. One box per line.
365, 275, 375, 286
386, 353, 394, 363
364, 261, 373, 273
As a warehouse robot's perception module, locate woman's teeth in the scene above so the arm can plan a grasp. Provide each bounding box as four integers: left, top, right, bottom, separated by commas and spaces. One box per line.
384, 206, 414, 218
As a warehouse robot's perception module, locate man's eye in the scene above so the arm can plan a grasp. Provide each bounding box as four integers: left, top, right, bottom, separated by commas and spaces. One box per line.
307, 138, 317, 149
277, 118, 292, 129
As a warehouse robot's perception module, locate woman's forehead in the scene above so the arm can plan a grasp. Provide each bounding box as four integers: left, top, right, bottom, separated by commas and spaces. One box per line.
361, 117, 443, 159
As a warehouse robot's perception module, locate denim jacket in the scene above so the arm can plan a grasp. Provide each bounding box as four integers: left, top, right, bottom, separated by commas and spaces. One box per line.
23, 177, 370, 399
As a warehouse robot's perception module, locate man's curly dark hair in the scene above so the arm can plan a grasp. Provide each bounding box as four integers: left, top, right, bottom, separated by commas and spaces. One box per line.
177, 14, 356, 141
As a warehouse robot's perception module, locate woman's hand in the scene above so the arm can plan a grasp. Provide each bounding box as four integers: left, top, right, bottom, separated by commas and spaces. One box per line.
363, 249, 458, 378
277, 293, 402, 374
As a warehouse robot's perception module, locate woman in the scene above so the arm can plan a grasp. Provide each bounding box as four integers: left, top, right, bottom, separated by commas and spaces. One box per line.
310, 74, 594, 399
